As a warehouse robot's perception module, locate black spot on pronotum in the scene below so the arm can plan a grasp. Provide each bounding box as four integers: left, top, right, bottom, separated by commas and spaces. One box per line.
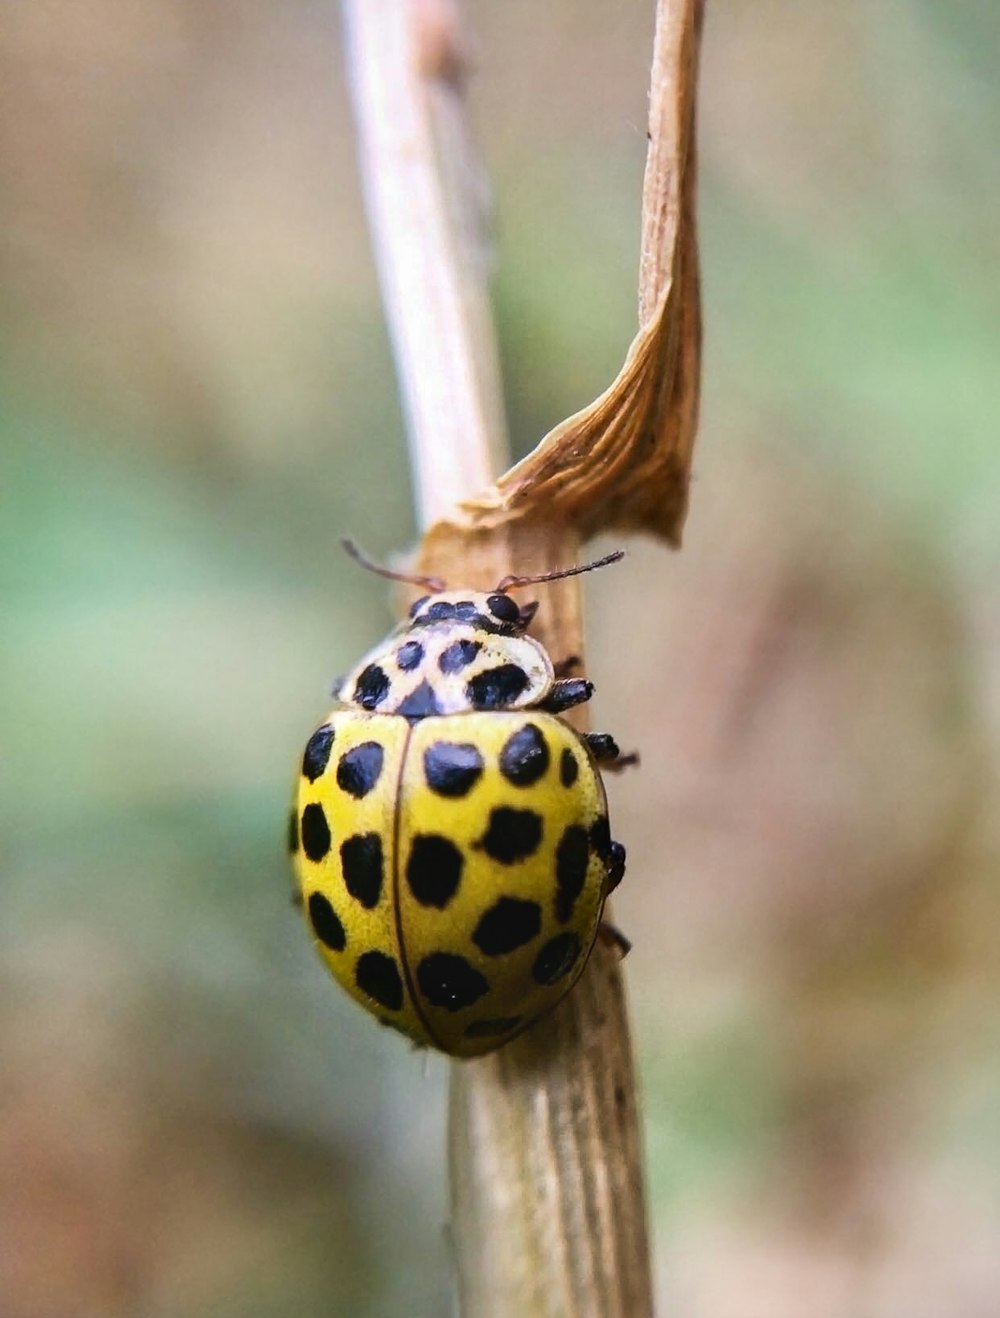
464, 1016, 523, 1039
287, 808, 299, 854
554, 824, 589, 922
465, 664, 530, 710
353, 663, 391, 710
395, 639, 425, 671
395, 680, 443, 719
416, 952, 489, 1011
336, 742, 385, 798
532, 931, 582, 985
308, 891, 345, 951
423, 600, 457, 623
498, 723, 550, 787
406, 834, 464, 907
340, 833, 384, 909
477, 807, 543, 864
301, 803, 332, 861
423, 742, 484, 797
355, 950, 404, 1011
472, 897, 542, 955
438, 638, 482, 674
302, 725, 335, 782
560, 747, 579, 788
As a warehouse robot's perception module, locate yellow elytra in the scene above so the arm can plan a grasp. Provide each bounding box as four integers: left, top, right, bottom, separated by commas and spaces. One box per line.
290, 547, 629, 1058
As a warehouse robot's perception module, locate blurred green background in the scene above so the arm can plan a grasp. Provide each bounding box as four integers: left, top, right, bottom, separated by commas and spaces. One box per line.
2, 2, 999, 1315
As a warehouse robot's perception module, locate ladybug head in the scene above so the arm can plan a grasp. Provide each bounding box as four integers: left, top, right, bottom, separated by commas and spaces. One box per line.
403, 589, 538, 637
341, 539, 623, 636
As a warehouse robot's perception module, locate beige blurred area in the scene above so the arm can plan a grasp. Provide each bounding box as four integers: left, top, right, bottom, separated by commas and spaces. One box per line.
2, 2, 998, 1316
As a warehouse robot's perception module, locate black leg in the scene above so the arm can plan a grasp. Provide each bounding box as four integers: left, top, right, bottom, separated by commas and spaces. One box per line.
606, 840, 626, 891
585, 733, 640, 772
539, 678, 593, 713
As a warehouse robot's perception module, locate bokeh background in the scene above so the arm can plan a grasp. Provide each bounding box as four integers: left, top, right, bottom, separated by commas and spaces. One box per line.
2, 2, 999, 1315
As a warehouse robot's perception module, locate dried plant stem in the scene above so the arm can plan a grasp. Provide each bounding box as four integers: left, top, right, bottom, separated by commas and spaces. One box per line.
341, 1, 698, 1315
342, 0, 508, 528
640, 0, 702, 326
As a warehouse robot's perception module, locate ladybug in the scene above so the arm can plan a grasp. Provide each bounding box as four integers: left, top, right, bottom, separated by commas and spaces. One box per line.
289, 542, 633, 1058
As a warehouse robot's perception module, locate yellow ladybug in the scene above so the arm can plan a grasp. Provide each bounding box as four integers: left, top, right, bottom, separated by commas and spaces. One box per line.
290, 544, 631, 1058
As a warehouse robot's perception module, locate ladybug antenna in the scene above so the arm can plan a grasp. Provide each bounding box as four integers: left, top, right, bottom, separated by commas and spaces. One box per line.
495, 549, 625, 593
341, 538, 446, 593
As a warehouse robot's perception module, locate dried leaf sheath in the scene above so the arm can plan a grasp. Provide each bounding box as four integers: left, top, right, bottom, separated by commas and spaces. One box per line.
450, 0, 701, 546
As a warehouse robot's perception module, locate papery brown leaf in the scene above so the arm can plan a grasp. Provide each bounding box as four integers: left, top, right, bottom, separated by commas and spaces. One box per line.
441, 0, 701, 547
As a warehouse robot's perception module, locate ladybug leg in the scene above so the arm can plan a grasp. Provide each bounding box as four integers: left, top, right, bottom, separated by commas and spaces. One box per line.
606, 840, 627, 891
585, 733, 640, 772
553, 654, 582, 678
290, 889, 303, 909
592, 821, 627, 891
539, 678, 593, 713
597, 920, 631, 958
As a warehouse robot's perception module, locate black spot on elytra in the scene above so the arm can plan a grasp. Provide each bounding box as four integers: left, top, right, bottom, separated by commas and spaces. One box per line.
395, 680, 443, 719
406, 834, 464, 907
465, 664, 530, 710
416, 952, 489, 1011
395, 639, 425, 671
308, 891, 345, 951
499, 723, 550, 787
554, 824, 589, 922
423, 742, 484, 797
287, 808, 299, 854
340, 833, 384, 909
301, 803, 332, 861
589, 814, 612, 858
464, 1015, 523, 1039
532, 931, 582, 985
353, 663, 391, 710
438, 638, 482, 674
560, 747, 579, 788
302, 725, 335, 782
336, 742, 385, 798
472, 897, 542, 955
409, 594, 430, 618
477, 807, 543, 864
474, 801, 540, 864
355, 950, 404, 1011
